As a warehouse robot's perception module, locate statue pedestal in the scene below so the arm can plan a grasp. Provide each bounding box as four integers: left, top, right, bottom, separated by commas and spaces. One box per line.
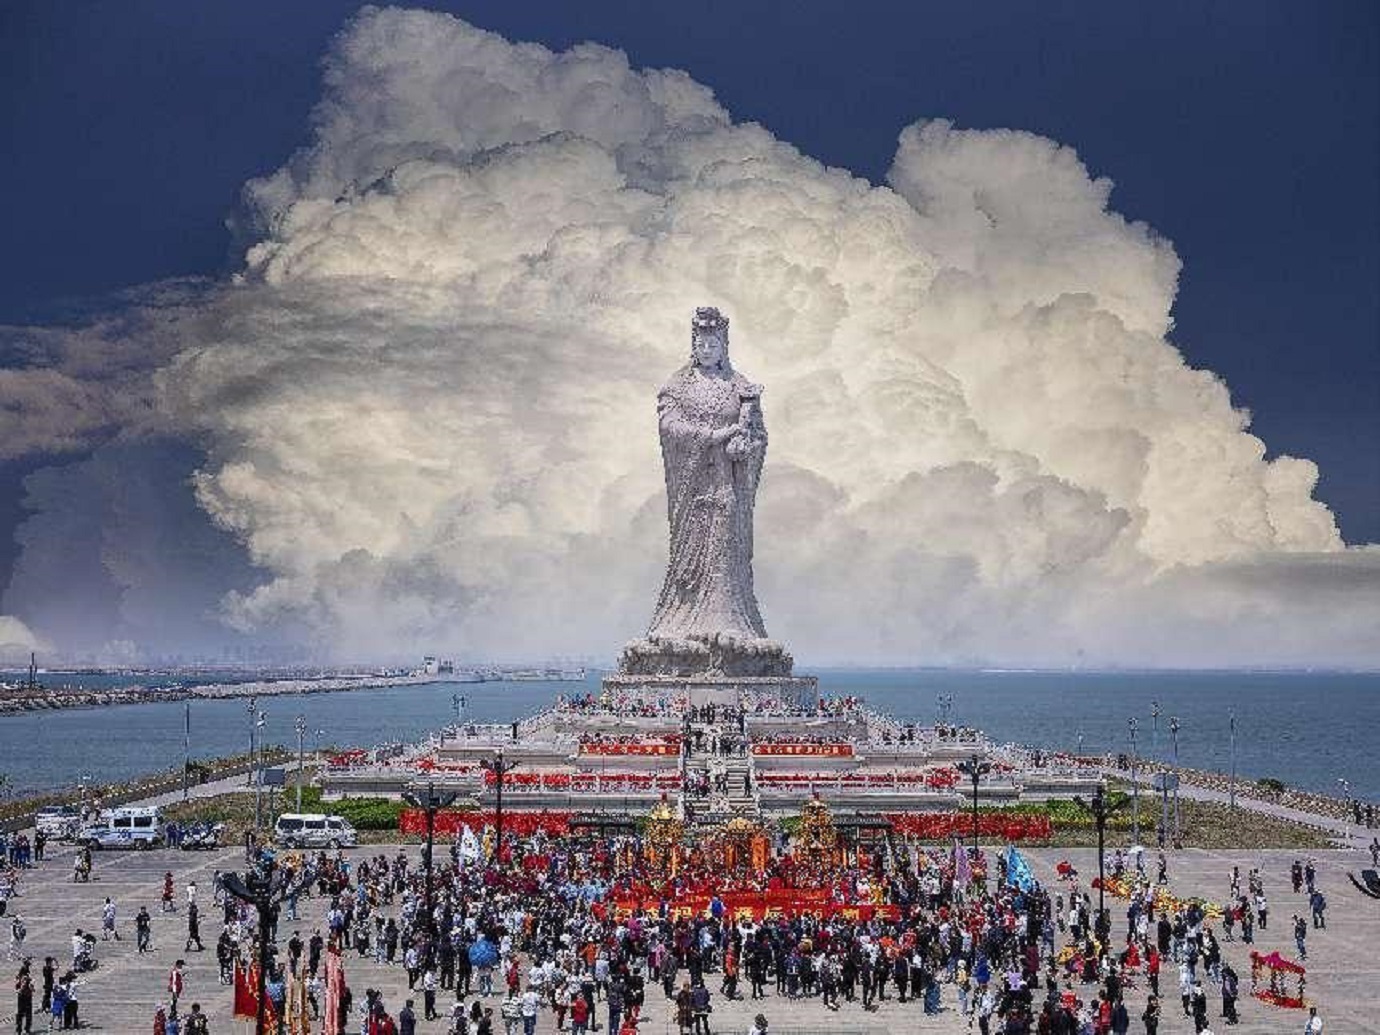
601, 672, 819, 711
618, 634, 794, 678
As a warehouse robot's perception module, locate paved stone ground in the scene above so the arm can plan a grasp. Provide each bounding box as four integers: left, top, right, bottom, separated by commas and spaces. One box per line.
3, 841, 1378, 1034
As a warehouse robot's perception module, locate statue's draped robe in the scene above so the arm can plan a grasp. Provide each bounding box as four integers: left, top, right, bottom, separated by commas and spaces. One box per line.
647, 364, 767, 643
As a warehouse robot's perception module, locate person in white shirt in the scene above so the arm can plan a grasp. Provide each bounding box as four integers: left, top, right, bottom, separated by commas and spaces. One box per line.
1305, 1006, 1324, 1033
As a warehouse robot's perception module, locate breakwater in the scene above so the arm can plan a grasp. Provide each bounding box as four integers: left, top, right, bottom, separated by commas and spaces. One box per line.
0, 673, 437, 715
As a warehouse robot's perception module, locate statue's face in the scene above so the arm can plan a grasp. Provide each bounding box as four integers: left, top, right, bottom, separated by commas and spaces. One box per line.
692, 326, 727, 369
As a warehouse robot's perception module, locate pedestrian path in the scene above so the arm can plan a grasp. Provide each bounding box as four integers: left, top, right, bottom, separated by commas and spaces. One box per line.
1103, 765, 1367, 846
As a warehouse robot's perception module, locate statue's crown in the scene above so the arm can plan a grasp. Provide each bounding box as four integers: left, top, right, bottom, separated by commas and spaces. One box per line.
692, 306, 729, 333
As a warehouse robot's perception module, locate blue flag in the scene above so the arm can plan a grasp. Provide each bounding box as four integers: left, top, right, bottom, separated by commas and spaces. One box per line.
1006, 845, 1036, 892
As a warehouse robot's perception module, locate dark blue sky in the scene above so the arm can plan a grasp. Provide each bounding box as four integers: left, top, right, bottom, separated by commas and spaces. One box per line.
2, 0, 1377, 543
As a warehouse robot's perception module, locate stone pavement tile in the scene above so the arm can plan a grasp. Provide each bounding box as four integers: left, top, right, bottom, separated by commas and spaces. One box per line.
4, 842, 1378, 1034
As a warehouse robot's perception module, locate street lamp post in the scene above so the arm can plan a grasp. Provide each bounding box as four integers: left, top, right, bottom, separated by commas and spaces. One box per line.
253, 708, 267, 831
222, 858, 308, 1035
1168, 717, 1181, 844
246, 696, 258, 788
1073, 784, 1127, 943
452, 693, 467, 732
1338, 778, 1352, 846
479, 749, 519, 861
294, 716, 307, 813
955, 753, 992, 858
402, 781, 460, 935
1128, 717, 1140, 844
1228, 712, 1237, 810
78, 772, 93, 821
182, 700, 192, 802
1150, 701, 1160, 761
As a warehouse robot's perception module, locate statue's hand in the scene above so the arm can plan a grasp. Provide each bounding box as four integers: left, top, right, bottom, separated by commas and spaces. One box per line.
711, 422, 745, 445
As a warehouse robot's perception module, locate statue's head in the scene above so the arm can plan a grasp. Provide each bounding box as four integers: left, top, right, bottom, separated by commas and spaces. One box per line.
691, 307, 730, 371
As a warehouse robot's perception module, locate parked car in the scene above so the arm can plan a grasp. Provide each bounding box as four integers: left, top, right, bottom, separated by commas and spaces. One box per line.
78, 806, 164, 850
34, 805, 81, 839
273, 812, 357, 849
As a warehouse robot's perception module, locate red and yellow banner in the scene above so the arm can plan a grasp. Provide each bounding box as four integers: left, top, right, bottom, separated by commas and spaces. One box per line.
579, 741, 680, 756
610, 889, 899, 922
233, 961, 279, 1029
751, 743, 854, 757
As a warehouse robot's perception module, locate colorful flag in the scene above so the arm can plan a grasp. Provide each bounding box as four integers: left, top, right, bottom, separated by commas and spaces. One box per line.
954, 839, 971, 887
285, 970, 311, 1035
322, 947, 345, 1035
1006, 845, 1037, 892
233, 960, 257, 1021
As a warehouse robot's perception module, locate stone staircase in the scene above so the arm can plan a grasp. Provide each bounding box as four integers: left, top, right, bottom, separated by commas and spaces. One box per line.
680, 721, 760, 823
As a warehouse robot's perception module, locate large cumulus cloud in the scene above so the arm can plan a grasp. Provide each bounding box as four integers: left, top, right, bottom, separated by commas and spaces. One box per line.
3, 7, 1375, 666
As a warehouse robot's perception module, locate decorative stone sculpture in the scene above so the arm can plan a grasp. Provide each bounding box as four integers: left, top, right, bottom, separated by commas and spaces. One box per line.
620, 307, 793, 678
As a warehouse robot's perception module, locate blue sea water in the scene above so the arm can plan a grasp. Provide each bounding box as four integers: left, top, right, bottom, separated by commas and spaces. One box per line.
0, 670, 1375, 801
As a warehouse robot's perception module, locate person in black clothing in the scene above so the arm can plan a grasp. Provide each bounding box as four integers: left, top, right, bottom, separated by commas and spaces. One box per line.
14, 962, 34, 1035
39, 959, 53, 1014
1141, 993, 1160, 1035
185, 901, 204, 951
892, 954, 908, 1003
309, 931, 324, 977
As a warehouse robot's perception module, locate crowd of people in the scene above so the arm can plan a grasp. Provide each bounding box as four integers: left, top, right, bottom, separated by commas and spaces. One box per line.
1, 803, 1349, 1035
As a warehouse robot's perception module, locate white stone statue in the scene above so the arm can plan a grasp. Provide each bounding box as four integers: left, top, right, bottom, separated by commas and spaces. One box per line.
621, 307, 792, 678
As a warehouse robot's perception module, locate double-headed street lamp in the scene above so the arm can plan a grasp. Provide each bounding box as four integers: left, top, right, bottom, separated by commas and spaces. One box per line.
1150, 701, 1161, 760
1073, 784, 1128, 937
452, 693, 467, 730
479, 749, 520, 860
222, 857, 309, 1035
402, 781, 460, 935
1338, 777, 1352, 846
955, 753, 992, 857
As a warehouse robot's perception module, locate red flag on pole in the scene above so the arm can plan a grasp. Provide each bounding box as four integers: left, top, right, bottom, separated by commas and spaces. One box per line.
233, 960, 258, 1021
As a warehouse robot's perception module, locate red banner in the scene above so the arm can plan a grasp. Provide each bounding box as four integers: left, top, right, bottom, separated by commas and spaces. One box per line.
233, 960, 279, 1028
610, 889, 898, 921
884, 812, 1052, 841
751, 743, 854, 757
579, 741, 679, 756
398, 809, 573, 837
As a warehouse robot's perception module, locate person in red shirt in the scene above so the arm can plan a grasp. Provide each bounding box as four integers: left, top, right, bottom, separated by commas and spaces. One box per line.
570, 991, 591, 1035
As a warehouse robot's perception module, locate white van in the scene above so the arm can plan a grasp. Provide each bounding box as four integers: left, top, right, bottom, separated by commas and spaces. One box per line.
274, 812, 357, 849
78, 806, 163, 849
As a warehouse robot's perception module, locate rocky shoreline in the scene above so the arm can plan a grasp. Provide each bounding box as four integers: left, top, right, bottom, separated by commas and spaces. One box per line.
0, 673, 437, 714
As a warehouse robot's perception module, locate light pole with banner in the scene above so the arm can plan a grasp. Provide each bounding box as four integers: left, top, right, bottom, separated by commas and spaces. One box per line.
222, 857, 310, 1035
